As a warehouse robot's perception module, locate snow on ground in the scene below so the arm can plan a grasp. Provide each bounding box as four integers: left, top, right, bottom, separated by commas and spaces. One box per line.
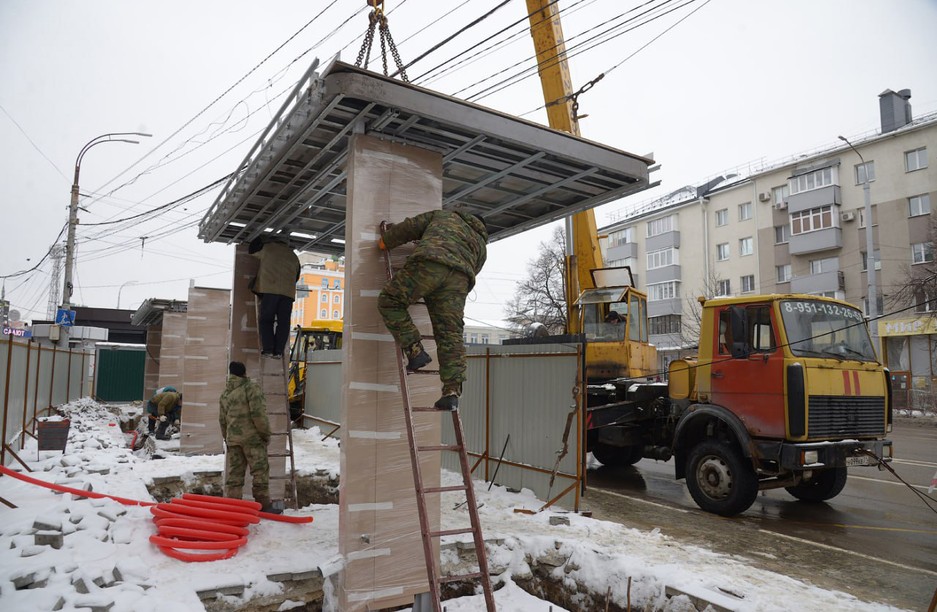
0, 399, 907, 611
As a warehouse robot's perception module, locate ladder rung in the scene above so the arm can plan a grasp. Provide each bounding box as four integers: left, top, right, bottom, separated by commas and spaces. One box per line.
424, 485, 467, 494
417, 444, 461, 452
407, 369, 440, 375
438, 572, 482, 584
411, 406, 448, 413
430, 527, 476, 538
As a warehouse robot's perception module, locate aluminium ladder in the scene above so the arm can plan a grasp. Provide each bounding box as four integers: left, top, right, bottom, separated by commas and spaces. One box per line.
380, 221, 496, 612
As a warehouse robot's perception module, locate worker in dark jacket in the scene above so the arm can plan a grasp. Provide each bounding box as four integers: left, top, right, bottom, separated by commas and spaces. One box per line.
378, 210, 488, 410
219, 361, 277, 513
146, 389, 182, 440
249, 236, 301, 358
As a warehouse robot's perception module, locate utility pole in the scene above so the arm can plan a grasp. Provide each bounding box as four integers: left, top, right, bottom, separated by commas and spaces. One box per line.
62, 133, 151, 313
839, 135, 879, 356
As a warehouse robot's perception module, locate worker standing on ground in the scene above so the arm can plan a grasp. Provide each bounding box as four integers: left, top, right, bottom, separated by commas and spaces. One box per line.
219, 361, 279, 513
249, 235, 301, 358
378, 210, 488, 410
146, 388, 182, 440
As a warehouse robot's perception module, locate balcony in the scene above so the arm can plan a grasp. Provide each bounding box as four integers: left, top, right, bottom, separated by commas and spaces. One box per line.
646, 265, 681, 285
787, 185, 841, 214
648, 298, 681, 317
646, 230, 681, 251
790, 270, 845, 294
606, 241, 637, 261
789, 227, 842, 255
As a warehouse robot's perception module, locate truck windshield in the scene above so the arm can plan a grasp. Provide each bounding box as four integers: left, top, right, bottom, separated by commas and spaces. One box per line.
779, 299, 876, 362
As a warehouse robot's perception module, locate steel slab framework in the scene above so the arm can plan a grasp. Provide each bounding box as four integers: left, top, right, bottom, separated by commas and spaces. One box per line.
198, 59, 653, 253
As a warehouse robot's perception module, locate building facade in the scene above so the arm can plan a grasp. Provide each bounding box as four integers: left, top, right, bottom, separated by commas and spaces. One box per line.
292, 254, 345, 328
601, 90, 937, 396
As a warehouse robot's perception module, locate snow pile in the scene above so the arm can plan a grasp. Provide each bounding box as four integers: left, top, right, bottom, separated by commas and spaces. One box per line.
0, 399, 906, 611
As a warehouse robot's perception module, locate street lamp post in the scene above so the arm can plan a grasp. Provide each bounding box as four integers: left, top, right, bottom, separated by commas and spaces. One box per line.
839, 135, 879, 356
62, 132, 151, 312
117, 280, 138, 309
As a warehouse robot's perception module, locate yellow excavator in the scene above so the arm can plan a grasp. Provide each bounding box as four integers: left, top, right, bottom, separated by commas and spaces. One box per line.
287, 321, 343, 421
526, 0, 656, 381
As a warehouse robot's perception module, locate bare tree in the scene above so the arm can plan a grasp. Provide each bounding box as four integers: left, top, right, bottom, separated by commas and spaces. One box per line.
886, 214, 937, 316
503, 226, 568, 335
678, 271, 726, 348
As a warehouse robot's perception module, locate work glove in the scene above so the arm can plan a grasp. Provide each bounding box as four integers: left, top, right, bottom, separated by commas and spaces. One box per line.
378, 237, 387, 250
159, 415, 167, 423
174, 420, 181, 427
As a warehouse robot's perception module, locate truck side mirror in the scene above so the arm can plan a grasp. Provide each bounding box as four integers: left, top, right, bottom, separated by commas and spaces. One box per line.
729, 305, 749, 358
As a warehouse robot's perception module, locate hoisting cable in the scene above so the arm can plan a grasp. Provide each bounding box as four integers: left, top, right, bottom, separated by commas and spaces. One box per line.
857, 449, 937, 514
355, 0, 409, 82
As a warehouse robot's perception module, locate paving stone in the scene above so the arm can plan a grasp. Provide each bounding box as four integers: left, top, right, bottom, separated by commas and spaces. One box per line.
291, 569, 321, 581
73, 594, 114, 612
197, 584, 245, 600
60, 455, 82, 467
267, 572, 293, 582
20, 545, 47, 557
12, 571, 36, 589
52, 596, 66, 611
33, 516, 63, 531
86, 467, 110, 476
34, 531, 64, 549
151, 476, 181, 486
111, 566, 123, 583
549, 515, 570, 526
72, 575, 90, 594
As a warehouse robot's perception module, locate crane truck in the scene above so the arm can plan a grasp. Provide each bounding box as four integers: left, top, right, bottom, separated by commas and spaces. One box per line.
523, 0, 893, 516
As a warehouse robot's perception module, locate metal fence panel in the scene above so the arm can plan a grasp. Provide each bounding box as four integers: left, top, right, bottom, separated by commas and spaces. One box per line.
304, 349, 343, 425
94, 347, 145, 401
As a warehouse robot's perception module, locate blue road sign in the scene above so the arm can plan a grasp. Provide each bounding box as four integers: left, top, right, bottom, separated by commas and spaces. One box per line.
55, 309, 76, 327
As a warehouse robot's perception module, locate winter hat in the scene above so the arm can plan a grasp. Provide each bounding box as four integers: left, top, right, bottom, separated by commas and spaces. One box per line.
229, 361, 247, 377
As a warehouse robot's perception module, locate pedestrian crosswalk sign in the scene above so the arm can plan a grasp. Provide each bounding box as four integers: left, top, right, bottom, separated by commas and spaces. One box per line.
55, 309, 76, 327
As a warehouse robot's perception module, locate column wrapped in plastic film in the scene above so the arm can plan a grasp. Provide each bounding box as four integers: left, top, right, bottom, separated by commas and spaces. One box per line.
338, 134, 443, 611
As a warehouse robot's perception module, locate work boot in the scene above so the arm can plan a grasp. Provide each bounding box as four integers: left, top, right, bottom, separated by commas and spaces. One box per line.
147, 419, 155, 434
255, 496, 283, 515
433, 391, 459, 411
405, 344, 432, 372
155, 421, 171, 440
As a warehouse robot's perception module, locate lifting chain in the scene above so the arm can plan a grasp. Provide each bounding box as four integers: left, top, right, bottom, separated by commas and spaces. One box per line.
354, 0, 409, 83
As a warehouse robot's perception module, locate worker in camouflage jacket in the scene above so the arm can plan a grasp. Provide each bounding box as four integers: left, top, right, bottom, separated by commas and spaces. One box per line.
378, 210, 488, 410
219, 361, 278, 513
146, 388, 182, 440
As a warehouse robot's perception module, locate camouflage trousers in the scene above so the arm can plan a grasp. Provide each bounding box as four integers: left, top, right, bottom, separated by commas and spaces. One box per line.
224, 442, 270, 501
378, 258, 469, 392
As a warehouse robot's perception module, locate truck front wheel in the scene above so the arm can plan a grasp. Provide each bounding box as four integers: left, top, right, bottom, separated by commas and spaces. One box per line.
685, 440, 758, 516
592, 443, 643, 467
785, 467, 848, 502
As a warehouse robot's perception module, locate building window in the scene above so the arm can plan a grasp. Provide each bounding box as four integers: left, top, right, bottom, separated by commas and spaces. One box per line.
649, 314, 681, 335
810, 257, 838, 274
481, 334, 490, 344
860, 250, 881, 271
854, 160, 875, 184
739, 237, 753, 256
609, 227, 635, 246
716, 279, 731, 297
863, 295, 883, 316
333, 310, 340, 318
774, 224, 790, 244
738, 202, 752, 221
791, 205, 834, 235
912, 242, 934, 264
333, 295, 340, 303
772, 184, 789, 205
607, 257, 636, 269
321, 278, 328, 288
789, 166, 835, 195
741, 275, 755, 293
321, 294, 328, 302
647, 247, 677, 270
915, 289, 937, 313
905, 147, 927, 172
647, 281, 679, 301
320, 309, 327, 318
646, 215, 676, 238
715, 209, 728, 226
716, 243, 729, 261
333, 279, 341, 288
909, 194, 931, 217
776, 264, 791, 283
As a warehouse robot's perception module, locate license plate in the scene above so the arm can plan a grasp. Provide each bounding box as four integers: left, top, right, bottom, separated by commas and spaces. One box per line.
845, 455, 876, 466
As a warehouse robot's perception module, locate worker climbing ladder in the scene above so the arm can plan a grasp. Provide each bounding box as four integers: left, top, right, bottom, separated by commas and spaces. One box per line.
254, 303, 299, 510
380, 221, 495, 612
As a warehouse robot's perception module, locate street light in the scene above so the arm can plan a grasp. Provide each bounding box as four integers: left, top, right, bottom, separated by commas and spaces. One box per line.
117, 280, 138, 309
62, 132, 152, 312
838, 135, 879, 356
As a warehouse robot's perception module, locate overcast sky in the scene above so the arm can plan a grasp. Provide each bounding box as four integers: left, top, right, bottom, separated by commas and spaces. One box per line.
2, 0, 936, 326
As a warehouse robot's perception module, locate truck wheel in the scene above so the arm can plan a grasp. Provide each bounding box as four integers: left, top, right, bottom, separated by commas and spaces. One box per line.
592, 443, 643, 467
785, 467, 848, 502
685, 440, 758, 516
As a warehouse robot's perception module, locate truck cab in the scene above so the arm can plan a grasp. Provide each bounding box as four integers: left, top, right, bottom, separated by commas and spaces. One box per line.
668, 294, 893, 515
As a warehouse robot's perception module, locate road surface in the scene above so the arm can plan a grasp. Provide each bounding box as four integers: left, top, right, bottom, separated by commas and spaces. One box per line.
582, 419, 937, 610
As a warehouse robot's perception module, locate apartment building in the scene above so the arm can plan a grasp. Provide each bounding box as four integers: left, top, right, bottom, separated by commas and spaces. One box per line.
601, 89, 937, 392
292, 254, 345, 328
